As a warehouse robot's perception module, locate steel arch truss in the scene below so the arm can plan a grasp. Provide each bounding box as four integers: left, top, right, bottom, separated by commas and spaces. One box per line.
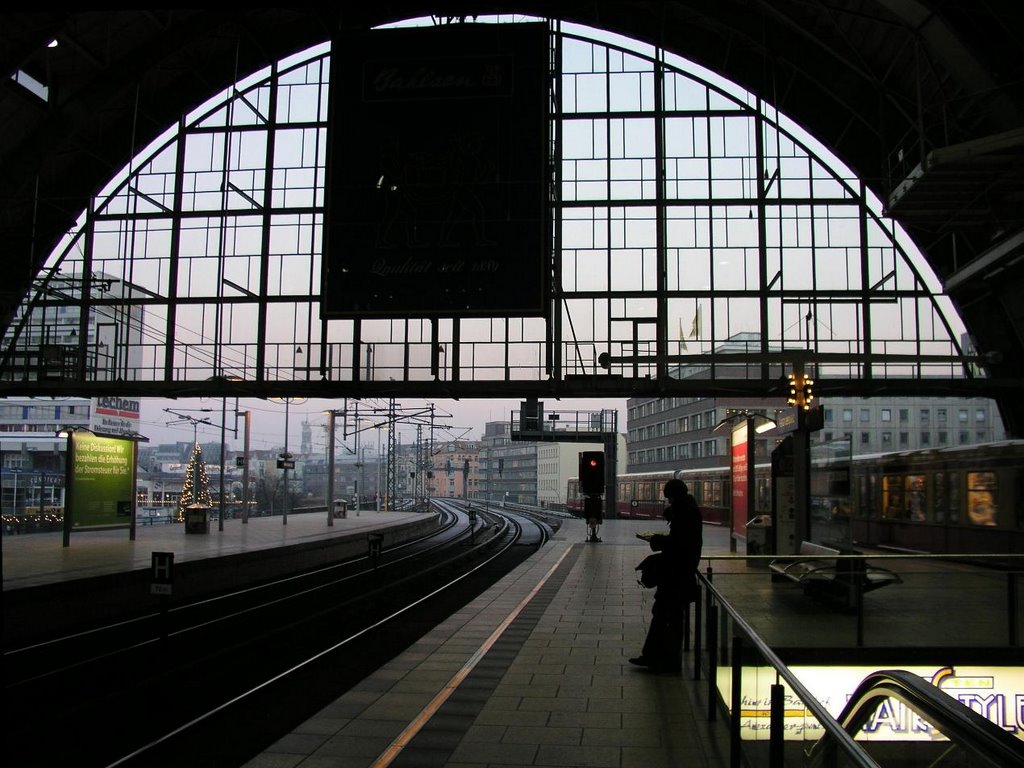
0, 22, 980, 401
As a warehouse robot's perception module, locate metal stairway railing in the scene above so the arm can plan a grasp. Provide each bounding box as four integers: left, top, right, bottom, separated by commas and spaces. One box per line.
810, 669, 1024, 768
689, 570, 1024, 768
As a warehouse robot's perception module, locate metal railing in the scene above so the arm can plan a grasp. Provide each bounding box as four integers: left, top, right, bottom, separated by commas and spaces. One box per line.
691, 569, 881, 768
732, 552, 1022, 648
816, 669, 1024, 768
686, 558, 1024, 768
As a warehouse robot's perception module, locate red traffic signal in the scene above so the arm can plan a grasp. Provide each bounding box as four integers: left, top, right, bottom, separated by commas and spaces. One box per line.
579, 451, 605, 496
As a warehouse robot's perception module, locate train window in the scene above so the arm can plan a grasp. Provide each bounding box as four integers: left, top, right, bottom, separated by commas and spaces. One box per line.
905, 475, 927, 521
639, 481, 654, 502
710, 480, 722, 507
882, 475, 904, 519
855, 475, 869, 517
966, 472, 998, 526
618, 481, 632, 502
934, 472, 947, 523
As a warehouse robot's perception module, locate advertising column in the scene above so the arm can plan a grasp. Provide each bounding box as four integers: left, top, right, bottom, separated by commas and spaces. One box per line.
730, 420, 751, 552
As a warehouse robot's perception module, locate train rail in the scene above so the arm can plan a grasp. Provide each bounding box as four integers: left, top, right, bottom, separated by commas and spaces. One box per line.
3, 501, 563, 768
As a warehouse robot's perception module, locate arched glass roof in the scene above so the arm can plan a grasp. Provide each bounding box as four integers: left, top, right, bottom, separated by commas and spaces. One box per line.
0, 16, 973, 398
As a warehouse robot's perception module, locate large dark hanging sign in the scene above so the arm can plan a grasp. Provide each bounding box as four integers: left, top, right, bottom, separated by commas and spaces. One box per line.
322, 22, 550, 318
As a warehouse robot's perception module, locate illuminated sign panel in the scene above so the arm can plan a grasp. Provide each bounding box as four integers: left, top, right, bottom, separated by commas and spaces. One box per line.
731, 421, 749, 539
67, 432, 135, 529
322, 22, 550, 318
718, 665, 1024, 741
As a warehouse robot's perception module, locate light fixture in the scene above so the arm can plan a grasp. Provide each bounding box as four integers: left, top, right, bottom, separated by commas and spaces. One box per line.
713, 411, 777, 434
787, 371, 814, 410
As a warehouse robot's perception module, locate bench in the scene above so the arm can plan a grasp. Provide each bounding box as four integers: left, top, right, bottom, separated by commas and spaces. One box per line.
769, 541, 901, 610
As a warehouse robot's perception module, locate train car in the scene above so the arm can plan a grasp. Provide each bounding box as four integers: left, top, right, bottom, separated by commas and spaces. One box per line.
568, 440, 1024, 557
568, 464, 772, 527
846, 440, 1024, 556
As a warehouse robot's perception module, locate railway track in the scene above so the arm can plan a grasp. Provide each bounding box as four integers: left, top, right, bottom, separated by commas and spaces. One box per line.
3, 501, 563, 768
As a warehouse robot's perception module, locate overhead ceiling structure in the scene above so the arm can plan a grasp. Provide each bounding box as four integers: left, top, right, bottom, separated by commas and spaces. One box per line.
2, 3, 1023, 426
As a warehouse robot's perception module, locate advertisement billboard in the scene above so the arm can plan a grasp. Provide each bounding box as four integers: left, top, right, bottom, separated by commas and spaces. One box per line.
91, 396, 141, 436
717, 664, 1024, 742
66, 432, 136, 530
731, 420, 750, 540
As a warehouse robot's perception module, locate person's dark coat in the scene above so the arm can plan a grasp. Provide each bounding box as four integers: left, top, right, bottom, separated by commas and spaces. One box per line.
634, 484, 703, 671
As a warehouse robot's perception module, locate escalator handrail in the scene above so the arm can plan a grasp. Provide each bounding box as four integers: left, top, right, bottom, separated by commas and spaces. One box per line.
815, 669, 1024, 767
699, 573, 882, 768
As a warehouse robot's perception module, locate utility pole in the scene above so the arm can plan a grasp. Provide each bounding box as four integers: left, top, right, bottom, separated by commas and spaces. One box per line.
326, 409, 336, 527
385, 398, 397, 510
283, 399, 290, 525
240, 409, 251, 523
415, 424, 424, 505
219, 395, 226, 531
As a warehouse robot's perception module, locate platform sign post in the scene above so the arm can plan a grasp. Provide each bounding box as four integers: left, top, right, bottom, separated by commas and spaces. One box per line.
151, 551, 174, 594
368, 532, 384, 568
151, 551, 174, 641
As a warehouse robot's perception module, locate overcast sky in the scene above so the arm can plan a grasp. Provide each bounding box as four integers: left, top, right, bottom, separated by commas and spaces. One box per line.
140, 396, 628, 455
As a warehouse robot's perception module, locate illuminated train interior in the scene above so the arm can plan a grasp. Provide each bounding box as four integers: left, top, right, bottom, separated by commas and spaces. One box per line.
567, 440, 1024, 556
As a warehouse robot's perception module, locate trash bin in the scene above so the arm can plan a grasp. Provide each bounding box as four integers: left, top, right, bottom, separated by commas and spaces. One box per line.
333, 500, 347, 519
745, 514, 772, 564
184, 503, 210, 534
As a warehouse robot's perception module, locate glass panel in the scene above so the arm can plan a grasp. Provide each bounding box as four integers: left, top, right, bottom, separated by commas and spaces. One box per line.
905, 474, 927, 521
882, 475, 904, 519
966, 471, 998, 526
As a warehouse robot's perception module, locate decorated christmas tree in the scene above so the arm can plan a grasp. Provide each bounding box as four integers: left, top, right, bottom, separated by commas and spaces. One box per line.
177, 442, 212, 520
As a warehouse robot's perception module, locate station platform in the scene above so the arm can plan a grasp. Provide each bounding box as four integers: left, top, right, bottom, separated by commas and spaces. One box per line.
2, 509, 429, 590
5, 513, 1019, 766
243, 517, 733, 768
238, 516, 1022, 768
2, 510, 438, 644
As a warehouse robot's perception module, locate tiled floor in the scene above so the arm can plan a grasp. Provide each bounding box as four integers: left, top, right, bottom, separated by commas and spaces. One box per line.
243, 518, 732, 768
9, 511, 1016, 767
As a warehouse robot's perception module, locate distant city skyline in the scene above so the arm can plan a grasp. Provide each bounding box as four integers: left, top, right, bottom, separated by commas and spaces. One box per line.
139, 397, 630, 455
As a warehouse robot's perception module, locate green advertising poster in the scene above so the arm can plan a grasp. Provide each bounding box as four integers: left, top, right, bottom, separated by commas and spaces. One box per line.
68, 432, 135, 528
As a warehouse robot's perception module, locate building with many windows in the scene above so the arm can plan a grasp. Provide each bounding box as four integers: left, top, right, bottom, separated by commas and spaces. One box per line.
536, 434, 627, 507
627, 395, 1007, 476
627, 397, 788, 474
425, 441, 483, 500
820, 397, 1004, 453
1, 397, 124, 517
481, 421, 626, 508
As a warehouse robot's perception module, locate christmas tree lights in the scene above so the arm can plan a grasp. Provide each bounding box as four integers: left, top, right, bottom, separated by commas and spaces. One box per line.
177, 442, 212, 520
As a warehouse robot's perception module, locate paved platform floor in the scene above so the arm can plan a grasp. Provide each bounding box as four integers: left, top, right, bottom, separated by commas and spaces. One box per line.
5, 512, 1019, 767
2, 510, 426, 590
243, 518, 733, 768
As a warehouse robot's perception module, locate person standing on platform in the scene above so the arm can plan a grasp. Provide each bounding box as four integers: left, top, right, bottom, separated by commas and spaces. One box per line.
630, 478, 702, 673
584, 495, 603, 542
